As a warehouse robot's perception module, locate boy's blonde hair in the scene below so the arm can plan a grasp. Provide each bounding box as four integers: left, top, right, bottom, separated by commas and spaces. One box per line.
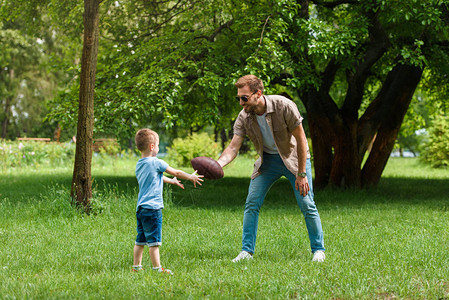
235, 75, 264, 93
135, 129, 159, 152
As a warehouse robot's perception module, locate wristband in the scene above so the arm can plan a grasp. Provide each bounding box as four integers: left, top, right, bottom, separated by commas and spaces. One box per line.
297, 172, 307, 178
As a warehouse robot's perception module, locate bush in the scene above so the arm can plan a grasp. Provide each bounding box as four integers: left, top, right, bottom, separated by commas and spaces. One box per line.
421, 115, 449, 168
0, 140, 76, 170
166, 132, 220, 167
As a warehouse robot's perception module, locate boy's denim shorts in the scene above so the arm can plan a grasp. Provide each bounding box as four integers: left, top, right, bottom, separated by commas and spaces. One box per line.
135, 207, 162, 247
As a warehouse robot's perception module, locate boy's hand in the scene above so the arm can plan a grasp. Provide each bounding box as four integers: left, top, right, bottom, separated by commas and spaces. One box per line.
190, 170, 204, 188
171, 177, 184, 189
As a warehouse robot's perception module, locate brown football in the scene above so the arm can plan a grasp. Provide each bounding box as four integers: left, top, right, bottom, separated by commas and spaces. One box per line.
190, 156, 224, 180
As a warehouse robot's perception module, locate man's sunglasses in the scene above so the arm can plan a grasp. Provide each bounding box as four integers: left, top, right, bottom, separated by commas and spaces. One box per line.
235, 91, 257, 102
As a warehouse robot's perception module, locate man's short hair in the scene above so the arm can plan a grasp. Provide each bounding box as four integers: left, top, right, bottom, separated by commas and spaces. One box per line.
135, 129, 158, 152
235, 75, 264, 93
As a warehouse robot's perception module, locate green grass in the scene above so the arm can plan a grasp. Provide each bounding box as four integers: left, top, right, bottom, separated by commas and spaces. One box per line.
1, 156, 448, 299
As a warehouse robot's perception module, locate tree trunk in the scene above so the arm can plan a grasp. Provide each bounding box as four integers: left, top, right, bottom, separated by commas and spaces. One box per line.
2, 68, 14, 139
71, 0, 100, 213
282, 0, 423, 190
305, 65, 423, 189
306, 91, 335, 189
361, 64, 423, 186
53, 123, 61, 142
305, 64, 422, 189
306, 89, 361, 188
1, 97, 11, 139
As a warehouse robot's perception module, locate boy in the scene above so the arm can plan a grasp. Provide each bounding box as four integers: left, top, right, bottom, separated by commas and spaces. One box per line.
132, 128, 203, 274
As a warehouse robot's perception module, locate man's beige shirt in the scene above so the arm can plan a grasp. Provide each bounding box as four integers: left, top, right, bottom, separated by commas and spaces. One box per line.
233, 95, 310, 179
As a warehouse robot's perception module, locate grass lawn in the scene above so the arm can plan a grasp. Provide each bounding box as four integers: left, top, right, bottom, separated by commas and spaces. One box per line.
0, 156, 448, 299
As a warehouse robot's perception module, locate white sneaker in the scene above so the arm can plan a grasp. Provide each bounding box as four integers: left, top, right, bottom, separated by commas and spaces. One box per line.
232, 251, 253, 262
312, 250, 325, 262
153, 267, 174, 275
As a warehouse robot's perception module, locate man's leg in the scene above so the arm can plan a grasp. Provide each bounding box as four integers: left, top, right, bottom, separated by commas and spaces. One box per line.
241, 155, 281, 254
286, 159, 325, 253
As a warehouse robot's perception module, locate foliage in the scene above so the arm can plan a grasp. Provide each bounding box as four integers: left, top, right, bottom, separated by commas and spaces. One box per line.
395, 91, 428, 155
0, 23, 44, 139
421, 114, 449, 168
3, 0, 449, 187
46, 0, 251, 142
0, 11, 77, 140
0, 140, 75, 170
0, 139, 127, 171
396, 69, 449, 156
166, 132, 220, 167
251, 0, 449, 187
94, 138, 121, 156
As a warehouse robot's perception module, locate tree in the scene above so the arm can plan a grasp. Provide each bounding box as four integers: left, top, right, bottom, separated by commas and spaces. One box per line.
47, 0, 449, 190
421, 113, 449, 168
1, 0, 102, 211
0, 22, 48, 139
244, 0, 449, 188
70, 0, 102, 213
49, 0, 246, 144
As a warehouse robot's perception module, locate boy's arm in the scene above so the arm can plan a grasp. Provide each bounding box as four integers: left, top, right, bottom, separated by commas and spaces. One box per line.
165, 166, 203, 187
163, 175, 184, 189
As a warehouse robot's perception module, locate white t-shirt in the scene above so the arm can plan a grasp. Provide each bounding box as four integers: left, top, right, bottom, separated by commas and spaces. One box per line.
255, 113, 278, 154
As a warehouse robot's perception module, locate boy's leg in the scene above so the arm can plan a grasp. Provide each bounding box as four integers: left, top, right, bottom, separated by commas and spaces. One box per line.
133, 245, 145, 266
133, 208, 147, 271
140, 209, 169, 272
149, 246, 161, 268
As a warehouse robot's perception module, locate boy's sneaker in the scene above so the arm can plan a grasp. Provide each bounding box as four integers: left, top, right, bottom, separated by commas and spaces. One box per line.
232, 251, 253, 263
312, 250, 325, 262
131, 265, 144, 272
153, 267, 174, 275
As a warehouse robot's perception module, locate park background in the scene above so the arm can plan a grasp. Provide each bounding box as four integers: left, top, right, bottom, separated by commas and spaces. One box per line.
1, 0, 449, 298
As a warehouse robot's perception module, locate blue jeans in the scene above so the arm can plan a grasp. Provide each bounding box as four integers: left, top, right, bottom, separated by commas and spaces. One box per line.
135, 207, 163, 247
242, 153, 325, 254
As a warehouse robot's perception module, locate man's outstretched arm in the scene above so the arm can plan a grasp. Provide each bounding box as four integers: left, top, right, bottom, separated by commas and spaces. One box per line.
217, 134, 244, 168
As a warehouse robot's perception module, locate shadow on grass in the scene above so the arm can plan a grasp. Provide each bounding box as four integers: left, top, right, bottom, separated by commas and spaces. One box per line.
2, 172, 448, 210
92, 175, 449, 209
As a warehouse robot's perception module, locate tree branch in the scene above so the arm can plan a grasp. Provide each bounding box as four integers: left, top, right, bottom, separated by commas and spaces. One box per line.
357, 60, 423, 160
311, 0, 358, 9
340, 7, 390, 119
194, 19, 234, 42
321, 58, 340, 93
270, 73, 293, 86
104, 0, 201, 43
259, 15, 271, 46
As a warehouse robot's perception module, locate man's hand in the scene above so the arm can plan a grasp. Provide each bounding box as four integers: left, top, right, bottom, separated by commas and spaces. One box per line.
295, 176, 310, 197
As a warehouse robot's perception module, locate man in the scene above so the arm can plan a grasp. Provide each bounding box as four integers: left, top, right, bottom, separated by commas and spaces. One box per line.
217, 75, 325, 262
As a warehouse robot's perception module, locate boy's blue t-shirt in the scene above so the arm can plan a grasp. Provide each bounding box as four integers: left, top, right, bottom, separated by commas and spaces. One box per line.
135, 157, 169, 211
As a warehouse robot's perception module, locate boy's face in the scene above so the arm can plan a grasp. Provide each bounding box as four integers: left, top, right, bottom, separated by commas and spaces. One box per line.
150, 138, 160, 156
